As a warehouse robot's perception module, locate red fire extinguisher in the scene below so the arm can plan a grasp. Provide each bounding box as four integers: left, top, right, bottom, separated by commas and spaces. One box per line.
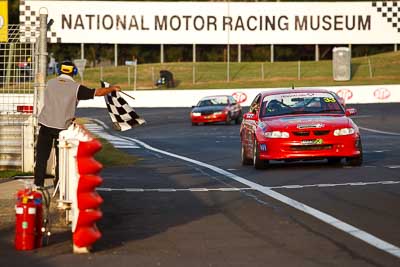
15, 188, 43, 250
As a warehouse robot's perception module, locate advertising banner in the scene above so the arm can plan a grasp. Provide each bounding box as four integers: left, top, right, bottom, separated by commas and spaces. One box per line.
21, 1, 400, 44
0, 0, 8, 42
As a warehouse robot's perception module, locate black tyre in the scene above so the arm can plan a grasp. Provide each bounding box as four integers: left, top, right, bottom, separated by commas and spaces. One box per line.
225, 113, 232, 125
346, 140, 363, 166
192, 122, 198, 126
253, 140, 269, 169
241, 143, 253, 165
235, 112, 243, 125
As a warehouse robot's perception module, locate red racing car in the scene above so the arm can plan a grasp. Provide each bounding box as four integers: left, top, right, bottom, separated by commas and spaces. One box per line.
240, 89, 362, 169
191, 95, 242, 125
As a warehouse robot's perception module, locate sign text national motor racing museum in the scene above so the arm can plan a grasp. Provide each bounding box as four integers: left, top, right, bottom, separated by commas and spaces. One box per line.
21, 1, 400, 44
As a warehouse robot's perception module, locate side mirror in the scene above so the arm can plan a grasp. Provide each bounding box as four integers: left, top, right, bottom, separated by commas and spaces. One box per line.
243, 112, 258, 121
191, 105, 196, 109
345, 108, 357, 117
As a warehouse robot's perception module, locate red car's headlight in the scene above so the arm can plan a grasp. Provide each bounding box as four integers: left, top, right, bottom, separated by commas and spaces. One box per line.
264, 131, 290, 138
333, 128, 355, 136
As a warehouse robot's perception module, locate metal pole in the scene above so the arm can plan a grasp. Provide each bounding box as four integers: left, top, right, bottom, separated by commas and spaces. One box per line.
134, 63, 137, 91
368, 58, 373, 78
315, 44, 320, 62
395, 44, 398, 52
128, 67, 131, 88
151, 66, 155, 89
192, 44, 196, 63
114, 43, 118, 67
160, 44, 164, 63
270, 44, 274, 63
227, 44, 230, 82
298, 60, 301, 80
36, 11, 48, 115
80, 43, 84, 60
227, 1, 230, 82
261, 63, 264, 80
238, 44, 241, 63
100, 66, 103, 80
193, 64, 195, 85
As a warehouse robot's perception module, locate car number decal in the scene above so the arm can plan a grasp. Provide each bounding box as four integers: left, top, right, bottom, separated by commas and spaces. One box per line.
323, 97, 336, 103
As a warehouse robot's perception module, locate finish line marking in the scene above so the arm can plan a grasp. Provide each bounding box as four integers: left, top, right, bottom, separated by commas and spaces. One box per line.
91, 120, 400, 258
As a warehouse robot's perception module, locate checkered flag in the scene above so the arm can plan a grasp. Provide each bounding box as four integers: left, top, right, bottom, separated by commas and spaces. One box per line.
373, 1, 400, 33
102, 81, 146, 131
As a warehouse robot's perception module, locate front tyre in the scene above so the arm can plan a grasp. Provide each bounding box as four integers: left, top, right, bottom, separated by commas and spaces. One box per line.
253, 140, 268, 169
241, 143, 253, 165
225, 113, 232, 125
235, 111, 243, 125
346, 140, 363, 166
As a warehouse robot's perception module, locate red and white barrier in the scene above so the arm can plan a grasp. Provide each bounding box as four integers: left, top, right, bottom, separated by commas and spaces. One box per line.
78, 84, 400, 108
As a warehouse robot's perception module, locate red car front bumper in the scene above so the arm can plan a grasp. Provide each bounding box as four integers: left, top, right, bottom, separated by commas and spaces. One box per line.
257, 135, 361, 160
191, 113, 228, 124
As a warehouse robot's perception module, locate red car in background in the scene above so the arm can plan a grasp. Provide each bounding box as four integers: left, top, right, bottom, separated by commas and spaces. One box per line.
240, 89, 362, 169
191, 95, 242, 125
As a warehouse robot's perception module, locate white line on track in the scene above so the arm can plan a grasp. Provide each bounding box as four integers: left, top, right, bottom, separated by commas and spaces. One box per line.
98, 187, 252, 192
359, 126, 400, 136
98, 180, 400, 193
91, 119, 400, 258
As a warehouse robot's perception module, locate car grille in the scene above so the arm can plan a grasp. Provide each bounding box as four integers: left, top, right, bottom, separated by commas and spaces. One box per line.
313, 130, 330, 136
290, 145, 333, 151
293, 130, 330, 136
293, 131, 310, 136
201, 111, 214, 115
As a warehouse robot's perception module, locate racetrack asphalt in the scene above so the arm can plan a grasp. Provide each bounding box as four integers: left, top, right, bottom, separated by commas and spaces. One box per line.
0, 103, 399, 267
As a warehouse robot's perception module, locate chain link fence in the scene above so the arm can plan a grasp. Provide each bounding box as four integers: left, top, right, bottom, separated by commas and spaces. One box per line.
0, 24, 36, 171
1, 24, 36, 117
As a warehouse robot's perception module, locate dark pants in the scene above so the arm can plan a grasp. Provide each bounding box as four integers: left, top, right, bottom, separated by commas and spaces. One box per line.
33, 125, 62, 187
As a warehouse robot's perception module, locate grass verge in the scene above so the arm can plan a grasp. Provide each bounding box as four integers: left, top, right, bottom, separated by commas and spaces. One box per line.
0, 171, 32, 179
94, 137, 138, 167
77, 118, 138, 167
76, 51, 400, 90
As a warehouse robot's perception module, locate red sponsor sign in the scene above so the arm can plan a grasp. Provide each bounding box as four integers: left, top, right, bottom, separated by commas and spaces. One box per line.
373, 88, 391, 100
336, 89, 353, 101
232, 92, 247, 104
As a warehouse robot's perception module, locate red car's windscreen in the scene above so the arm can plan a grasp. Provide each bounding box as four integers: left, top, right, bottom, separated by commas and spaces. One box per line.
261, 92, 344, 117
198, 96, 229, 107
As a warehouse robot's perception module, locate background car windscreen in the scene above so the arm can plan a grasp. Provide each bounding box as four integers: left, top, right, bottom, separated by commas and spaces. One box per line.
198, 96, 229, 107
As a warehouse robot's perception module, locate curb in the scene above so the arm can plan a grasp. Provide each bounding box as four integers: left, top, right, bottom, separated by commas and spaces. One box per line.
0, 176, 33, 184
0, 177, 15, 184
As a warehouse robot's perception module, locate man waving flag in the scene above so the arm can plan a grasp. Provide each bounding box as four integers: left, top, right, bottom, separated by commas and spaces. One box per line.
102, 81, 146, 131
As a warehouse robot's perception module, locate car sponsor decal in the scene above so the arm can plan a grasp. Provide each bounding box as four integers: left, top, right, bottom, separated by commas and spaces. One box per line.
279, 116, 337, 122
297, 123, 325, 129
301, 139, 323, 145
336, 89, 353, 101
373, 88, 391, 100
232, 92, 247, 104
